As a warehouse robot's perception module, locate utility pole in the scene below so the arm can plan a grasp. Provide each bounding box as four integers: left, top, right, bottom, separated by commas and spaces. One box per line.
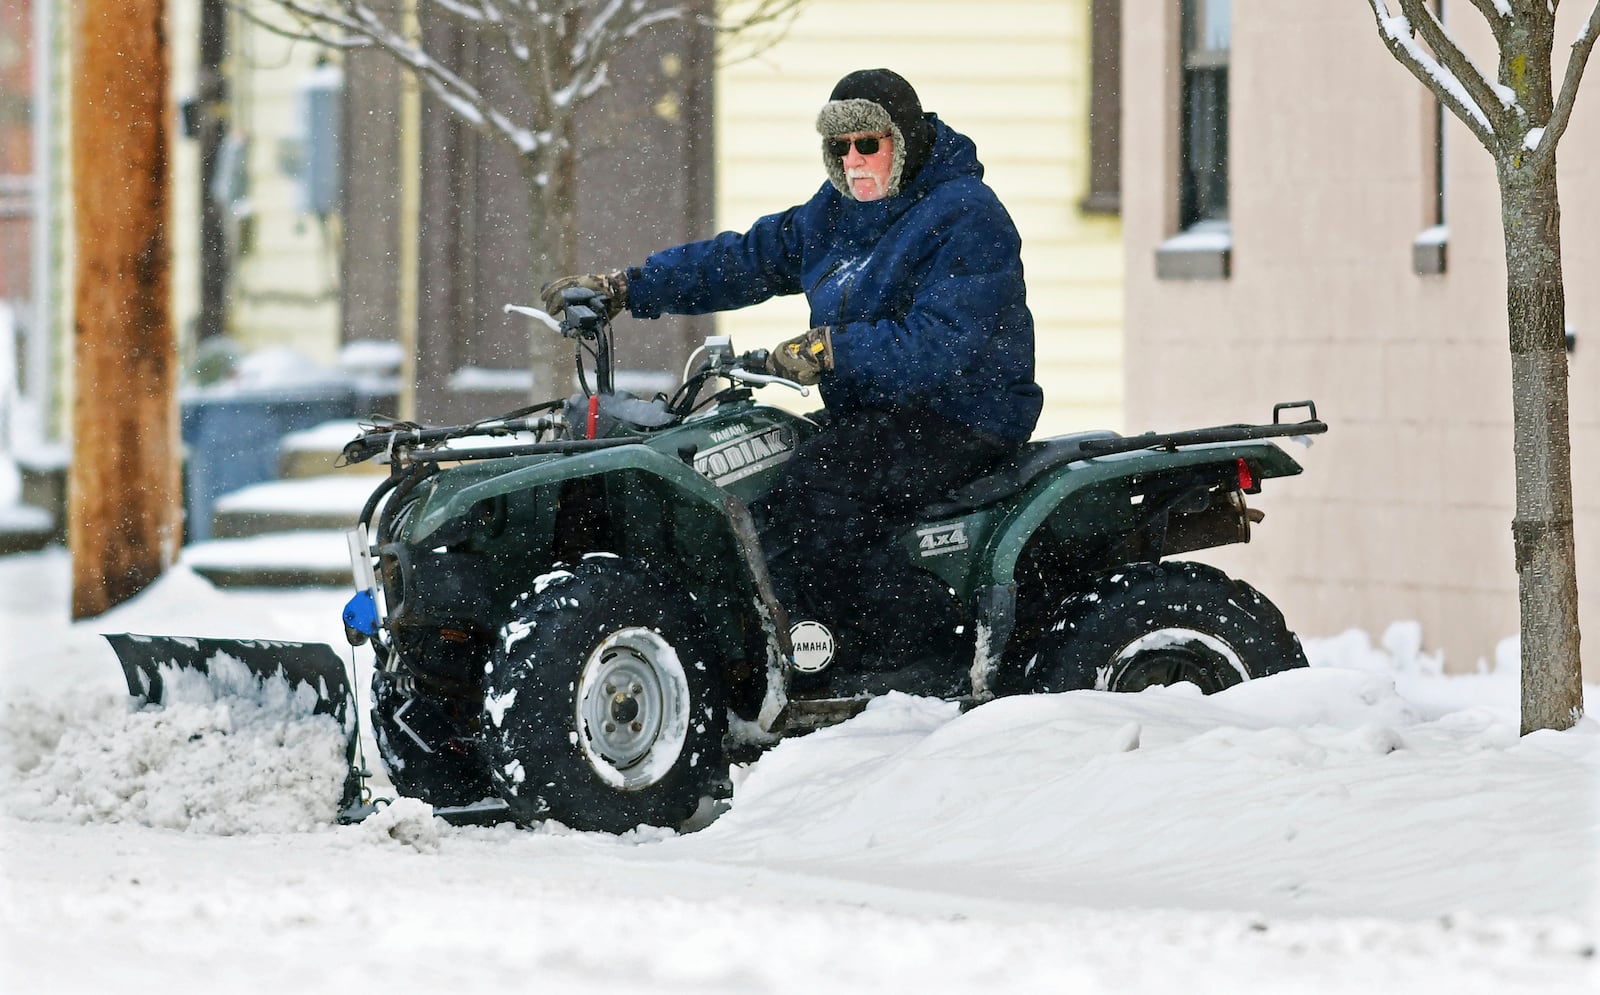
70, 0, 181, 618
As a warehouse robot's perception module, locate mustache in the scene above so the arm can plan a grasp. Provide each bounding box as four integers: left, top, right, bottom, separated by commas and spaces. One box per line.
846, 168, 879, 181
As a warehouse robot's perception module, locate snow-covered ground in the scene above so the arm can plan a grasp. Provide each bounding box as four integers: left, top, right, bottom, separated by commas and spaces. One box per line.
2, 547, 1596, 993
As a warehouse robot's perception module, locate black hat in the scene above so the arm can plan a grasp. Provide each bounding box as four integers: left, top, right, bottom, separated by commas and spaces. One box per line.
816, 69, 935, 199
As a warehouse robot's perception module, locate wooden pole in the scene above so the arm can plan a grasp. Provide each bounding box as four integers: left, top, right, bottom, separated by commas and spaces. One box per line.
70, 0, 181, 618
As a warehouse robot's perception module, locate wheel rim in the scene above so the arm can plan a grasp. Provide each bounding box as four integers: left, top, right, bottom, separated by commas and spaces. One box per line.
1107, 627, 1249, 693
575, 627, 691, 791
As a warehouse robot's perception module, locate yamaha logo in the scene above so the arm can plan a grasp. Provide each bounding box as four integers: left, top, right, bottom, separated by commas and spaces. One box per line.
788, 619, 836, 674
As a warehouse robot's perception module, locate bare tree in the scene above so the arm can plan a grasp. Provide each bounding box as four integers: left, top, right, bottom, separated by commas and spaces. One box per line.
241, 0, 802, 395
1365, 1, 1596, 732
70, 0, 183, 618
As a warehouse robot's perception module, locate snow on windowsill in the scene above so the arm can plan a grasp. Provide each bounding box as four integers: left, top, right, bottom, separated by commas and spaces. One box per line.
1156, 220, 1232, 280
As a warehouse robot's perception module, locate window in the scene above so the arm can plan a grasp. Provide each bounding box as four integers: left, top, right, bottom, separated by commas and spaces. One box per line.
1179, 0, 1229, 228
1081, 0, 1121, 215
1413, 0, 1448, 275
1158, 0, 1231, 279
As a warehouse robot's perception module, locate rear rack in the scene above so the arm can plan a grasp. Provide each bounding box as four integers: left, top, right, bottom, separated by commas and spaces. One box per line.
1077, 400, 1326, 459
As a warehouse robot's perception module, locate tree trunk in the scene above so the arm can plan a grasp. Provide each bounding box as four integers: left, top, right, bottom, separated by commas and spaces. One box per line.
69, 0, 181, 618
524, 15, 580, 400
1498, 156, 1584, 733
524, 146, 579, 398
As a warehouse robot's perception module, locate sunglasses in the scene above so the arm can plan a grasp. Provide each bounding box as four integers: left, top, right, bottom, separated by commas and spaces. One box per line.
826, 135, 887, 157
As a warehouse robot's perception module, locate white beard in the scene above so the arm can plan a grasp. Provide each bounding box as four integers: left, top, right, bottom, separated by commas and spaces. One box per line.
846, 168, 887, 201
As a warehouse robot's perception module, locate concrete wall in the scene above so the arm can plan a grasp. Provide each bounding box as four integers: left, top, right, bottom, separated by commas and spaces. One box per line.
1123, 3, 1597, 674
715, 0, 1125, 434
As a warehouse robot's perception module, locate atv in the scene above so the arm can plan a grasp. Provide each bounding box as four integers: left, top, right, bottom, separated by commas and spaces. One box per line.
110, 288, 1326, 833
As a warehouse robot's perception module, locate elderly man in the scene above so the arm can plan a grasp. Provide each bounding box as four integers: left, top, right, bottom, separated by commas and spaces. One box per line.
544, 68, 1039, 680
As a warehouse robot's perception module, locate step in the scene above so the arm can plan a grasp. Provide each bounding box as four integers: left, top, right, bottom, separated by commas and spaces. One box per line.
0, 504, 56, 555
279, 420, 389, 480
181, 529, 355, 588
210, 474, 382, 539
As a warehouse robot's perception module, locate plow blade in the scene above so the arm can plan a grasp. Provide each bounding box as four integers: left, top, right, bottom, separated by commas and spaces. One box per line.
104, 633, 370, 820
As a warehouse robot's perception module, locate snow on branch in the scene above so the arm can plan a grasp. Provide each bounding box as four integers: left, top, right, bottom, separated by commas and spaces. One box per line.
1367, 0, 1503, 152
1530, 1, 1600, 168
240, 0, 803, 166
1402, 0, 1516, 118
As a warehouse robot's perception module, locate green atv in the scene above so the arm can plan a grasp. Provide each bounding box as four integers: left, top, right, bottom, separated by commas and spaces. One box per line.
111, 289, 1325, 833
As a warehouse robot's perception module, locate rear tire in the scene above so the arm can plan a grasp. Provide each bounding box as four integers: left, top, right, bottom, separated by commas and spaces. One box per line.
480, 557, 727, 833
1015, 561, 1307, 694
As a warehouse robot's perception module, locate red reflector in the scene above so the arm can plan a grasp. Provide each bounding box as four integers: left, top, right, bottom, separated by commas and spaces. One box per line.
1236, 457, 1255, 491
587, 394, 601, 439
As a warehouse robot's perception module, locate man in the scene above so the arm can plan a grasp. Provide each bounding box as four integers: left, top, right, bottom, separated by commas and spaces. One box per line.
544, 68, 1040, 679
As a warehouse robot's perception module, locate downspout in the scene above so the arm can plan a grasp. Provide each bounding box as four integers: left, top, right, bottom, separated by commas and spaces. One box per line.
29, 0, 57, 441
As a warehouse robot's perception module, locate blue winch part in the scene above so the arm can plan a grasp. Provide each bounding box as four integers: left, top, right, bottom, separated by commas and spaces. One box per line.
342, 590, 379, 641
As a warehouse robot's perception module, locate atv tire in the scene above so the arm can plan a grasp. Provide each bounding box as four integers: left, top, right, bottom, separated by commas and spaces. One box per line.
480, 556, 727, 833
1014, 560, 1307, 695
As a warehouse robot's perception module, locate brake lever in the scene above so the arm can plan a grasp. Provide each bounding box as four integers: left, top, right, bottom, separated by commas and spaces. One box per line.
724, 367, 811, 397
503, 303, 560, 334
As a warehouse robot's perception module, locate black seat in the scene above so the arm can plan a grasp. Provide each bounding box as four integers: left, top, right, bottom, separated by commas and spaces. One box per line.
921, 430, 1120, 518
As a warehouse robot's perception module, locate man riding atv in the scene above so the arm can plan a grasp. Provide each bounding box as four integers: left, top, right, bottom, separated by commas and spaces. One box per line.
109, 70, 1323, 836
543, 68, 1039, 678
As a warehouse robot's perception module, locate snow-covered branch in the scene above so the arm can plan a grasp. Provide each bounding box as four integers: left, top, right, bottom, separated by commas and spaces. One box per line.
712, 0, 803, 64
1529, 1, 1600, 168
240, 0, 805, 191
1367, 0, 1499, 151
1401, 0, 1515, 126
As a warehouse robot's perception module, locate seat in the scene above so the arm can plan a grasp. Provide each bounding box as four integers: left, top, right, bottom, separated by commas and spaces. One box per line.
921, 430, 1120, 518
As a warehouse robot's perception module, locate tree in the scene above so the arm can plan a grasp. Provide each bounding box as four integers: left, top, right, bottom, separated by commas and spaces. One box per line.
243, 0, 802, 396
70, 0, 183, 618
1364, 0, 1597, 732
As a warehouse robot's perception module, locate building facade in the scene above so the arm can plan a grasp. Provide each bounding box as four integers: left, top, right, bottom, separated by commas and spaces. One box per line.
1123, 2, 1597, 674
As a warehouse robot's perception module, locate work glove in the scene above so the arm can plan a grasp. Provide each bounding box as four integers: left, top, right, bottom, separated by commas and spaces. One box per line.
540, 270, 628, 319
767, 326, 835, 386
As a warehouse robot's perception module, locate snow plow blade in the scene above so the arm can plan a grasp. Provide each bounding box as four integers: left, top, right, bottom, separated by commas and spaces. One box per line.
104, 633, 370, 821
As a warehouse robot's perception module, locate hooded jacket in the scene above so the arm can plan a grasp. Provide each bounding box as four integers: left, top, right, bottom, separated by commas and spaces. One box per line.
625, 114, 1042, 443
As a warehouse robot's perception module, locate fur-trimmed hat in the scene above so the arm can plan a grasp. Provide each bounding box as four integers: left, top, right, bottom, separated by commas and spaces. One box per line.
816, 69, 935, 200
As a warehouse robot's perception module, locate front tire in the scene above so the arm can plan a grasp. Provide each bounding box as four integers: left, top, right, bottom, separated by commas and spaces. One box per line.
1015, 561, 1307, 694
481, 557, 727, 833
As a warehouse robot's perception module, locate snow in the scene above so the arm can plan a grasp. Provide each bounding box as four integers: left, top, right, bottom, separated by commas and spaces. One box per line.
2, 546, 1597, 993
213, 475, 380, 516
181, 529, 354, 573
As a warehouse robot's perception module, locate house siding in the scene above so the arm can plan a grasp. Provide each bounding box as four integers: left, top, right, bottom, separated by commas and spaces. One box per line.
1123, 3, 1597, 675
714, 0, 1124, 435
221, 11, 343, 365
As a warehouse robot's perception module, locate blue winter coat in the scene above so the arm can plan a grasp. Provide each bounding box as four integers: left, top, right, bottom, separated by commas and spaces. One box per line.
626, 115, 1042, 442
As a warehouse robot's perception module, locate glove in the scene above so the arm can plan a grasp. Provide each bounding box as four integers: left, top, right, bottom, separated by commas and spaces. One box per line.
766, 326, 835, 386
540, 270, 628, 319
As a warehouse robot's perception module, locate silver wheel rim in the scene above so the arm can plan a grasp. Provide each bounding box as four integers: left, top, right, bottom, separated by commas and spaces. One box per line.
1103, 627, 1249, 691
575, 627, 691, 791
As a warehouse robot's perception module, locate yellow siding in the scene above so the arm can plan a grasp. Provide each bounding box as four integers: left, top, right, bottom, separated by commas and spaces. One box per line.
225, 7, 343, 364
714, 0, 1123, 436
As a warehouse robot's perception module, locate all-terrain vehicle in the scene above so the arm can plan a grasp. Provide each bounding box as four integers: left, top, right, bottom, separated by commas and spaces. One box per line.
112, 289, 1326, 833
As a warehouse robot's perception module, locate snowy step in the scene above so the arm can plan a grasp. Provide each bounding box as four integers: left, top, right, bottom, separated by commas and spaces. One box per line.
278, 420, 388, 480
0, 503, 56, 555
210, 474, 380, 539
181, 529, 355, 588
